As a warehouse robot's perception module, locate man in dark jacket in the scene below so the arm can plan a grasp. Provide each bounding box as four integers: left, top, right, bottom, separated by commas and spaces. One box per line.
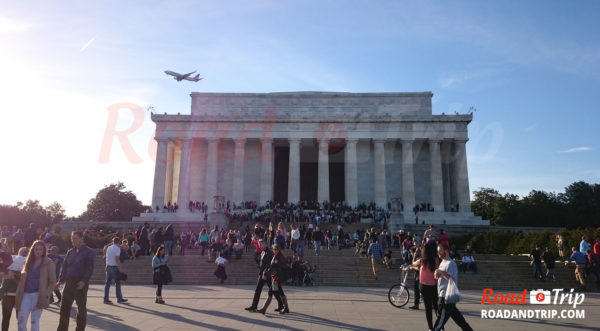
140, 223, 150, 255
244, 240, 282, 313
24, 223, 37, 248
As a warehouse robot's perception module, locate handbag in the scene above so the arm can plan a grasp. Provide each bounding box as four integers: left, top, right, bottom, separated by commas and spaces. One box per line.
444, 278, 462, 304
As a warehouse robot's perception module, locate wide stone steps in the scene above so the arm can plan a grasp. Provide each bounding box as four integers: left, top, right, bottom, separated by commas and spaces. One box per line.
87, 247, 599, 292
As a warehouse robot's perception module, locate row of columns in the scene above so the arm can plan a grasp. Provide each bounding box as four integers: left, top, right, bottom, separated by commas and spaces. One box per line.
151, 138, 471, 213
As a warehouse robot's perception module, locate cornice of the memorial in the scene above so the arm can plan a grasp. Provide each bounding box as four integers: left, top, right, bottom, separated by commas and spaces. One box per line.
189, 91, 434, 97
150, 113, 472, 123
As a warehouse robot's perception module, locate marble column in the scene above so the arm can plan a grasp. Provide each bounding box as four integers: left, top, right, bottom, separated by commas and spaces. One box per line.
232, 139, 245, 204
177, 139, 192, 212
205, 138, 219, 211
317, 139, 330, 203
151, 138, 169, 210
429, 139, 444, 213
165, 141, 175, 205
441, 140, 452, 212
401, 139, 416, 213
344, 139, 358, 207
454, 139, 472, 212
287, 138, 301, 204
259, 138, 273, 204
373, 139, 387, 207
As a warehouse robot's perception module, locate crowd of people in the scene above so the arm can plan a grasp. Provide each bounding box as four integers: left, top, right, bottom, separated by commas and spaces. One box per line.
2, 219, 598, 330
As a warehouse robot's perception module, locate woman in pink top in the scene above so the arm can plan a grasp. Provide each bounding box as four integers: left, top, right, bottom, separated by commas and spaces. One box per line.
412, 242, 440, 331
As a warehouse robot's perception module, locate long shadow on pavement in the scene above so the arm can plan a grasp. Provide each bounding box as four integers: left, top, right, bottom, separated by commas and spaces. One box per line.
45, 305, 138, 331
115, 303, 242, 331
166, 304, 305, 331
266, 311, 388, 331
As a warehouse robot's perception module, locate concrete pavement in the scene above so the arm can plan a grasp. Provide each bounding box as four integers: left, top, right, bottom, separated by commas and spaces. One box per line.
7, 285, 600, 330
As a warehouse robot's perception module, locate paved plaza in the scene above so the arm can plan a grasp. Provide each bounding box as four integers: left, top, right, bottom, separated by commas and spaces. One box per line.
9, 285, 600, 330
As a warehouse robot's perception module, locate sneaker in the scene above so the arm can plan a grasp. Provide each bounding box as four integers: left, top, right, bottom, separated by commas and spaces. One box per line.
409, 306, 419, 310
117, 299, 128, 303
103, 300, 113, 304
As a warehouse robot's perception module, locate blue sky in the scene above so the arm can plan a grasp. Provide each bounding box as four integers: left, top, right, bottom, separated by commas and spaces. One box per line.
1, 1, 598, 216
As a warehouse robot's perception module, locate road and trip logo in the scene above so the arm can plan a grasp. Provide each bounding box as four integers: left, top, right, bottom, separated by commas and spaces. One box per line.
480, 289, 585, 319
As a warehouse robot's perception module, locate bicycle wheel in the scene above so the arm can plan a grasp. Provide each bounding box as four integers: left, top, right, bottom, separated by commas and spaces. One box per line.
388, 284, 410, 308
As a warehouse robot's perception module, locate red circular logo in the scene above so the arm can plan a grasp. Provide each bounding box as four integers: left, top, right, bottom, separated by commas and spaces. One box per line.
536, 293, 545, 302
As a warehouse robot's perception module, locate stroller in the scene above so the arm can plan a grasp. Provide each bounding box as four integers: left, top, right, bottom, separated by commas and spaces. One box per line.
289, 259, 316, 286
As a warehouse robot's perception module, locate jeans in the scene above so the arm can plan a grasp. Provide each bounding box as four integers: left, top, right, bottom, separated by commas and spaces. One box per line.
104, 266, 124, 301
164, 240, 173, 255
18, 292, 42, 331
58, 280, 88, 331
314, 241, 321, 255
296, 241, 305, 257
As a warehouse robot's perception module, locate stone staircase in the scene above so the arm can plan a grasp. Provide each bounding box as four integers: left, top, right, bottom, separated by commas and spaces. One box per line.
88, 246, 599, 292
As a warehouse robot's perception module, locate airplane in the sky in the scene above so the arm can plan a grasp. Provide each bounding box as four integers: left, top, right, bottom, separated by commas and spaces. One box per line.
164, 70, 203, 82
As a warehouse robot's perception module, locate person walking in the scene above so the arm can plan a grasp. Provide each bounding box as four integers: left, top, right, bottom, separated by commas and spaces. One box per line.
2, 247, 28, 331
163, 225, 175, 256
199, 228, 209, 257
412, 243, 440, 330
15, 240, 56, 331
565, 246, 587, 289
152, 245, 171, 304
556, 234, 565, 261
140, 223, 150, 256
103, 237, 128, 304
367, 238, 383, 280
245, 239, 282, 313
263, 244, 290, 314
46, 246, 64, 305
542, 247, 556, 281
313, 226, 324, 256
409, 243, 422, 310
433, 243, 472, 331
56, 231, 95, 331
529, 245, 544, 281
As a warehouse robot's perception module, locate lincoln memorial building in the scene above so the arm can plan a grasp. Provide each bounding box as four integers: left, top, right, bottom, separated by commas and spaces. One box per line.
139, 92, 486, 226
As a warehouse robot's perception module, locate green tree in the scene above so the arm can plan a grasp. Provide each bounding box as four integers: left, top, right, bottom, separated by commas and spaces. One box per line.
80, 182, 147, 222
21, 200, 52, 226
471, 187, 501, 221
492, 193, 521, 226
45, 202, 66, 223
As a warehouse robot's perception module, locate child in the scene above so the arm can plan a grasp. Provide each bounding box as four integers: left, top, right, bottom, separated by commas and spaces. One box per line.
214, 252, 228, 284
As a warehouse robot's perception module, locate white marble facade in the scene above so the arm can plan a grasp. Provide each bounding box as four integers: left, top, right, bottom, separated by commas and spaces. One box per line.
149, 92, 484, 224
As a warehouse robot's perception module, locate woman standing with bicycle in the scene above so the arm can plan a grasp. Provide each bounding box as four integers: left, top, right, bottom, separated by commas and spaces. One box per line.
412, 242, 440, 331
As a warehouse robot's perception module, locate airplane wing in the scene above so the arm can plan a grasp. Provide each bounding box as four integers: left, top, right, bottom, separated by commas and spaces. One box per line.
181, 70, 197, 78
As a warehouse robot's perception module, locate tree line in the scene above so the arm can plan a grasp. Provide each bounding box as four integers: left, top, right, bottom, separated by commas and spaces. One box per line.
2, 181, 598, 229
471, 181, 600, 228
0, 182, 147, 228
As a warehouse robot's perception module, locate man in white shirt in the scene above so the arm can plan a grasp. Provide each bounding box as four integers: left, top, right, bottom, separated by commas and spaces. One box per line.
103, 237, 128, 304
433, 243, 472, 331
460, 252, 478, 274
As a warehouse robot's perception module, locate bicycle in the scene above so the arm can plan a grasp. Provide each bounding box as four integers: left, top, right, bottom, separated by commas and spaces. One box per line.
388, 264, 412, 308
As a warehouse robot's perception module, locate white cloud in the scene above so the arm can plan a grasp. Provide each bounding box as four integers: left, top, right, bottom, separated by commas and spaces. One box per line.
439, 69, 495, 89
559, 147, 592, 153
524, 123, 537, 132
